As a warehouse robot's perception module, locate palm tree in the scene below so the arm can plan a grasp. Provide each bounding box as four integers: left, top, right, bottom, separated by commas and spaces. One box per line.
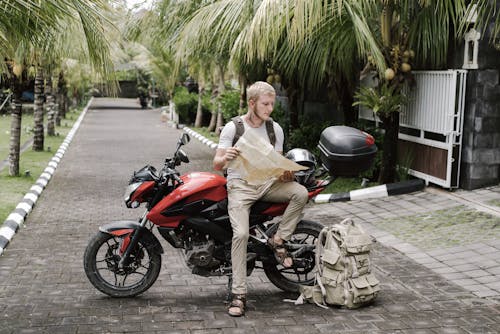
239, 0, 467, 183
1, 0, 116, 174
174, 0, 257, 131
33, 66, 45, 151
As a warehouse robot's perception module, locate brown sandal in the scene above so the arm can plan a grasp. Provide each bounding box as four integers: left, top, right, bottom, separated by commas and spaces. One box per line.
228, 294, 246, 317
267, 237, 293, 268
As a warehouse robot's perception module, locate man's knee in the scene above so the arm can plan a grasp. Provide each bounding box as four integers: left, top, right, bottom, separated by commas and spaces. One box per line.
292, 184, 309, 205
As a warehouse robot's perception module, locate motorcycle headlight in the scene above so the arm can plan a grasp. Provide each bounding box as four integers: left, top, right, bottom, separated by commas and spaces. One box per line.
124, 182, 142, 207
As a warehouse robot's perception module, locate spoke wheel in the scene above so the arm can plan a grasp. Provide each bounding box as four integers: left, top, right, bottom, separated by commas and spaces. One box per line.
263, 220, 323, 292
84, 231, 161, 297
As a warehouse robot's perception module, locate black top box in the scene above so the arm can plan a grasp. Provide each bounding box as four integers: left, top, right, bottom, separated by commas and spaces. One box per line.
318, 126, 377, 177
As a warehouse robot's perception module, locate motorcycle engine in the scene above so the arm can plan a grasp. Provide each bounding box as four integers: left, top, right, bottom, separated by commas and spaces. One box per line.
185, 240, 220, 268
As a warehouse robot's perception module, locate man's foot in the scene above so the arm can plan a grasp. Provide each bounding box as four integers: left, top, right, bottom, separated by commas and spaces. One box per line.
228, 294, 246, 317
267, 235, 293, 268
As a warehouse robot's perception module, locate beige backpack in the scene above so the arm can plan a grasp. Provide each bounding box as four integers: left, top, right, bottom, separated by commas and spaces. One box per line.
287, 218, 380, 309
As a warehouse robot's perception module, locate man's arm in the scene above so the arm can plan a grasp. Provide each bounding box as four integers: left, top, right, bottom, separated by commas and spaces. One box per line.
213, 147, 240, 171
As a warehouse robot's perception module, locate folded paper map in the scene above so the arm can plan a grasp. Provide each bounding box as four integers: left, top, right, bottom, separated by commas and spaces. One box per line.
227, 129, 308, 185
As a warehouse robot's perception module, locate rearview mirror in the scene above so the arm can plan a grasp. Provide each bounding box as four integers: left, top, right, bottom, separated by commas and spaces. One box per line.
180, 133, 190, 145
177, 149, 189, 163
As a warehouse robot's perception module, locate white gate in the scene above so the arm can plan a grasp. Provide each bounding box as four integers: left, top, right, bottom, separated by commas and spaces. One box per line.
359, 70, 467, 188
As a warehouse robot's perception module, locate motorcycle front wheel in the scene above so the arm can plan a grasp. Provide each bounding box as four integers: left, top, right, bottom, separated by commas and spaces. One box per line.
83, 231, 162, 297
263, 219, 323, 292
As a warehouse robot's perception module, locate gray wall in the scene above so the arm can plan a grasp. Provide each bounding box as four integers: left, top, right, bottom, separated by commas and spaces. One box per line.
461, 70, 500, 189
450, 17, 500, 189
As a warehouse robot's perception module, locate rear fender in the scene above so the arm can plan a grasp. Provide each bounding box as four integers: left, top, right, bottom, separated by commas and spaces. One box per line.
99, 220, 164, 254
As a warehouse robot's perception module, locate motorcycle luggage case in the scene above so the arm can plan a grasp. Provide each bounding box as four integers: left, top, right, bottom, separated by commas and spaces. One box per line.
318, 126, 377, 177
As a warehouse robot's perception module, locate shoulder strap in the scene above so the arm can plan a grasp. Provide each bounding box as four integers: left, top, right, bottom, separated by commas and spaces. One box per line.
232, 116, 276, 147
265, 117, 276, 147
231, 116, 245, 146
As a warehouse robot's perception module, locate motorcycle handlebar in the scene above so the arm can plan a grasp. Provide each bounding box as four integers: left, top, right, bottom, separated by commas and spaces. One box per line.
172, 173, 184, 185
162, 167, 183, 185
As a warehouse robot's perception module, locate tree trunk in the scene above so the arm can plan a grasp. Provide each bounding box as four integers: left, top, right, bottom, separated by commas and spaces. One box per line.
207, 111, 216, 132
239, 74, 247, 111
286, 84, 299, 131
33, 67, 45, 151
194, 85, 204, 128
45, 75, 56, 136
55, 100, 61, 126
215, 63, 225, 135
57, 71, 68, 120
378, 112, 399, 184
9, 98, 22, 176
338, 74, 357, 126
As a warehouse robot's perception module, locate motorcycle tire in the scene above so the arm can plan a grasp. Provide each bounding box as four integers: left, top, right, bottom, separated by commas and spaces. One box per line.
263, 219, 323, 292
84, 231, 162, 298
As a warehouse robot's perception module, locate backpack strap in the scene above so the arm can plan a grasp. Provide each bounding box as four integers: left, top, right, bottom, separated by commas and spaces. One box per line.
231, 116, 277, 147
265, 118, 276, 147
231, 116, 245, 147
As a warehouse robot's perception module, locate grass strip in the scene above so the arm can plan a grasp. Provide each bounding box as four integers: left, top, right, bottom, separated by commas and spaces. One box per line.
0, 108, 82, 222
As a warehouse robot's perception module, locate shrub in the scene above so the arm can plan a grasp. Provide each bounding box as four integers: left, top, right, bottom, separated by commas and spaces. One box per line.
219, 90, 241, 121
287, 119, 330, 156
172, 86, 198, 124
355, 120, 383, 181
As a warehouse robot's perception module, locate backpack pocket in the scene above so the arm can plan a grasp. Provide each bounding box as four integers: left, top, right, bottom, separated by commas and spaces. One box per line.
324, 284, 346, 306
344, 234, 372, 254
322, 249, 343, 270
353, 254, 371, 275
347, 273, 380, 308
321, 266, 341, 285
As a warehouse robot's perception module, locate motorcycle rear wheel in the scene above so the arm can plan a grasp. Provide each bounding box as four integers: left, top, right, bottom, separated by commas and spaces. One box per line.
263, 219, 323, 292
84, 231, 162, 297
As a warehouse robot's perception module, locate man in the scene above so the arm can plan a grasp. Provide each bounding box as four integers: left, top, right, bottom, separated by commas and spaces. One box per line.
213, 81, 308, 317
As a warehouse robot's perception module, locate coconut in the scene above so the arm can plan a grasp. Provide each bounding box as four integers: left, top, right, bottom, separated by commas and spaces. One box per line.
401, 63, 411, 73
266, 75, 274, 84
384, 68, 395, 81
13, 63, 23, 77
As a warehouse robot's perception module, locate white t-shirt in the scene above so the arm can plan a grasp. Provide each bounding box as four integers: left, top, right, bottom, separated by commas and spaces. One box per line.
218, 119, 284, 180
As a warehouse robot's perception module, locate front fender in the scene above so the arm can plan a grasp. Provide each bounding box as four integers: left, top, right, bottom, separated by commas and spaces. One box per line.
99, 220, 164, 254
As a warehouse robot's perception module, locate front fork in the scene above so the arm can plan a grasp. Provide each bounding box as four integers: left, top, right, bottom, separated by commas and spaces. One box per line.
118, 211, 149, 269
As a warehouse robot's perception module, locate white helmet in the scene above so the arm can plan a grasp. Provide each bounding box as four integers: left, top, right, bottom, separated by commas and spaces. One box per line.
285, 148, 317, 186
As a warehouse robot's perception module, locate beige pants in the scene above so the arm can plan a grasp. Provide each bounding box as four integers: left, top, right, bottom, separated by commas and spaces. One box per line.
227, 178, 309, 295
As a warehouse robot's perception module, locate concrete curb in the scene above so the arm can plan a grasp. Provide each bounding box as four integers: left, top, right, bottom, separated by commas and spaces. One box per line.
183, 127, 219, 150
313, 179, 426, 203
182, 126, 427, 203
0, 98, 93, 256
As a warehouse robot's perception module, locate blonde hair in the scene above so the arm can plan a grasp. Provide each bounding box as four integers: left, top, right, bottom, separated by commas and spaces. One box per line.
247, 81, 275, 103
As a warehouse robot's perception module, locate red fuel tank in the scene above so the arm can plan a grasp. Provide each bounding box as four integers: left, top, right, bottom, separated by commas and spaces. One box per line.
147, 172, 227, 227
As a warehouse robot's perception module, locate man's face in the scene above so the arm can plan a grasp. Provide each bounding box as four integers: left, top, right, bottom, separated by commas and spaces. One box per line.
251, 93, 275, 121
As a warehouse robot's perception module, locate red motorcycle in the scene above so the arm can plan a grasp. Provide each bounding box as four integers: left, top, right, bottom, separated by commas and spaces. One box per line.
84, 126, 376, 298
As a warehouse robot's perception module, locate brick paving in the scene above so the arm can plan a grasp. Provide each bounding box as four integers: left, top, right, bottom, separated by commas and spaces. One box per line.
1, 98, 500, 333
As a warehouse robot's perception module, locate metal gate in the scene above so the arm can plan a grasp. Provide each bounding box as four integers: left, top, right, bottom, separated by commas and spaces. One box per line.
359, 70, 467, 188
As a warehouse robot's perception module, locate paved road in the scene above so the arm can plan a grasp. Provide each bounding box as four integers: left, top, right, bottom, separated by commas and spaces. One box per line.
1, 98, 499, 333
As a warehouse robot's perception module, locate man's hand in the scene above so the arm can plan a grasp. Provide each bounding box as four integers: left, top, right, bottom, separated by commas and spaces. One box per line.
279, 170, 295, 182
224, 147, 240, 162
213, 147, 240, 171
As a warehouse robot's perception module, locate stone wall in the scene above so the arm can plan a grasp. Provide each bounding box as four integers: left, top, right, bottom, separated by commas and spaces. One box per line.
457, 18, 500, 189
461, 70, 500, 189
